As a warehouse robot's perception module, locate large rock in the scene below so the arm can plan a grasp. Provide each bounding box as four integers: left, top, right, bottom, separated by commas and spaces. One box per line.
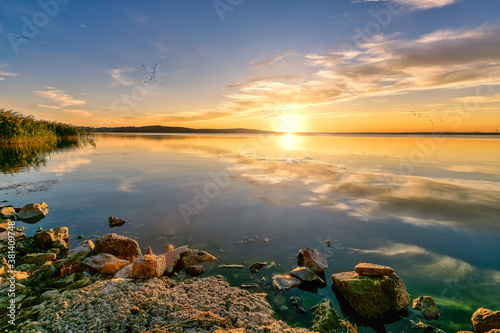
94, 233, 142, 262
66, 240, 94, 262
164, 245, 188, 275
16, 202, 49, 221
412, 296, 439, 320
331, 270, 411, 319
272, 274, 302, 291
34, 227, 69, 250
113, 263, 133, 279
131, 254, 166, 278
472, 308, 500, 333
0, 206, 16, 218
290, 266, 324, 283
311, 299, 340, 333
83, 253, 130, 274
297, 247, 328, 273
178, 247, 217, 268
355, 263, 394, 277
0, 230, 26, 244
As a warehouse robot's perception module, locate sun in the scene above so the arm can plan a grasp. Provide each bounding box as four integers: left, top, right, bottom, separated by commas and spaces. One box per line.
274, 115, 303, 133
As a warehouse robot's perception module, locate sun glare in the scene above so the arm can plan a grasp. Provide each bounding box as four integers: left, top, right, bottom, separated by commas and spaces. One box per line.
273, 115, 303, 133
281, 132, 299, 150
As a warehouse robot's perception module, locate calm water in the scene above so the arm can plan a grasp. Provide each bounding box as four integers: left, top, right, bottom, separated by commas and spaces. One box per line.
2, 133, 500, 332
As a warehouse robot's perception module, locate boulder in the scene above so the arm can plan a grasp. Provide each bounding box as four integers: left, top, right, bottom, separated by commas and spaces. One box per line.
66, 240, 94, 262
249, 262, 267, 273
311, 299, 340, 333
186, 265, 205, 277
0, 220, 11, 232
94, 233, 142, 262
19, 253, 56, 264
16, 202, 49, 221
164, 245, 188, 275
297, 247, 328, 273
472, 308, 500, 333
131, 254, 166, 278
331, 270, 411, 319
83, 253, 130, 275
34, 227, 69, 250
60, 261, 81, 277
40, 289, 59, 301
412, 296, 439, 320
108, 216, 126, 228
0, 230, 26, 244
272, 274, 302, 291
290, 266, 324, 283
178, 247, 217, 268
355, 263, 394, 277
113, 263, 133, 279
0, 206, 16, 218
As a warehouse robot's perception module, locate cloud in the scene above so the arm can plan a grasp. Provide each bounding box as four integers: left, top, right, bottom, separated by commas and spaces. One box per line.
63, 109, 92, 117
119, 177, 142, 193
108, 68, 134, 86
33, 87, 86, 107
37, 104, 60, 109
0, 64, 18, 80
352, 0, 457, 10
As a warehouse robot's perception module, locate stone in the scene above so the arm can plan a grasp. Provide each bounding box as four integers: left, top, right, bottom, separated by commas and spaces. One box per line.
131, 254, 166, 278
66, 240, 94, 262
0, 206, 16, 218
94, 233, 142, 262
20, 253, 56, 264
53, 273, 77, 288
412, 296, 439, 320
63, 276, 92, 291
290, 266, 324, 283
0, 220, 11, 232
355, 263, 394, 277
249, 262, 267, 273
311, 299, 340, 333
113, 263, 133, 279
164, 245, 188, 275
472, 308, 500, 333
290, 296, 306, 315
331, 270, 411, 319
146, 246, 153, 254
83, 253, 130, 275
40, 289, 59, 301
33, 227, 69, 250
297, 246, 328, 273
0, 230, 26, 244
186, 265, 205, 277
179, 247, 217, 268
60, 261, 82, 277
406, 319, 444, 332
108, 216, 126, 228
272, 274, 302, 291
17, 202, 49, 221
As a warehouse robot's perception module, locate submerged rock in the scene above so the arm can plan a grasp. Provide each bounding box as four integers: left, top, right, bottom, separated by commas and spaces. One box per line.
311, 298, 340, 333
94, 233, 142, 262
108, 216, 126, 228
290, 266, 324, 283
355, 263, 394, 277
404, 319, 444, 333
186, 265, 205, 277
17, 202, 49, 221
83, 253, 130, 275
413, 296, 439, 320
297, 247, 328, 273
272, 274, 302, 291
331, 270, 411, 319
472, 308, 500, 333
178, 247, 217, 268
249, 262, 267, 273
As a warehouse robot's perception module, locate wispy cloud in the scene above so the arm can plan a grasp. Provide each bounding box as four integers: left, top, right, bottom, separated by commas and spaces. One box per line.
63, 109, 92, 117
108, 68, 134, 86
33, 87, 86, 107
0, 64, 18, 80
37, 104, 60, 109
352, 0, 457, 10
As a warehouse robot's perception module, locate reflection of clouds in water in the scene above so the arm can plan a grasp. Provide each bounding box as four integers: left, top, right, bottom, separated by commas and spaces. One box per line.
45, 149, 93, 176
444, 165, 500, 176
119, 177, 142, 193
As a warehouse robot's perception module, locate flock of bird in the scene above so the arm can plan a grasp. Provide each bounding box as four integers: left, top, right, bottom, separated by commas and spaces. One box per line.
412, 111, 443, 126
142, 64, 157, 83
14, 34, 30, 40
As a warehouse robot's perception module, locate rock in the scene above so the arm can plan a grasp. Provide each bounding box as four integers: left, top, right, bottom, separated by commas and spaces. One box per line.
331, 270, 411, 319
108, 216, 126, 228
297, 246, 328, 273
63, 276, 92, 291
83, 253, 130, 275
164, 245, 188, 275
355, 263, 394, 277
53, 273, 77, 288
33, 227, 69, 250
31, 262, 58, 281
131, 254, 166, 278
472, 308, 500, 333
405, 319, 444, 332
0, 206, 16, 218
60, 261, 82, 277
290, 266, 324, 283
186, 265, 205, 277
0, 220, 11, 232
412, 296, 439, 320
113, 264, 133, 279
219, 264, 244, 269
17, 202, 49, 221
311, 299, 340, 333
249, 262, 267, 273
40, 289, 59, 301
146, 246, 153, 254
66, 240, 94, 262
94, 233, 142, 262
19, 253, 56, 264
290, 296, 306, 314
0, 230, 26, 244
178, 247, 217, 268
272, 274, 302, 291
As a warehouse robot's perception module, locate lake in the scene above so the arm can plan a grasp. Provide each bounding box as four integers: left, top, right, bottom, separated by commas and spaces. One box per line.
2, 133, 500, 332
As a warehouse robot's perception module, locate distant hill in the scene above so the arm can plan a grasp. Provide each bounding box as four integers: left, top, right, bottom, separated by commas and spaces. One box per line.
94, 125, 279, 134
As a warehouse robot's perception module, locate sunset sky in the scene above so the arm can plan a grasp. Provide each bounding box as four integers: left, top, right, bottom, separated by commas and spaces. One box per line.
1, 0, 500, 133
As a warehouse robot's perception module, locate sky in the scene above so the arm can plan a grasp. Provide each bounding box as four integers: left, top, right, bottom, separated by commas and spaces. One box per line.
1, 0, 500, 133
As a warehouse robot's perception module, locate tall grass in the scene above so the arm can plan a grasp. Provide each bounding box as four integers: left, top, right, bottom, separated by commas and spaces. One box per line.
0, 109, 84, 144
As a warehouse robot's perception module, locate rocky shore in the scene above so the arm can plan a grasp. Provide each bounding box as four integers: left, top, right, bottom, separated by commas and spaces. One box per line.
1, 203, 499, 333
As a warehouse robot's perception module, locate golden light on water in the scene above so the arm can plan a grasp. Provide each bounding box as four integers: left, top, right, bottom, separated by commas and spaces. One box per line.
280, 133, 299, 150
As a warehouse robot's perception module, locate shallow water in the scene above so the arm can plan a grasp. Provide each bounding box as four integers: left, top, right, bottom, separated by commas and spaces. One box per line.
2, 133, 500, 332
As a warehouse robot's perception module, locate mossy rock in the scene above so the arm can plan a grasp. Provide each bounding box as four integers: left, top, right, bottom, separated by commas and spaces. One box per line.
311, 299, 340, 333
